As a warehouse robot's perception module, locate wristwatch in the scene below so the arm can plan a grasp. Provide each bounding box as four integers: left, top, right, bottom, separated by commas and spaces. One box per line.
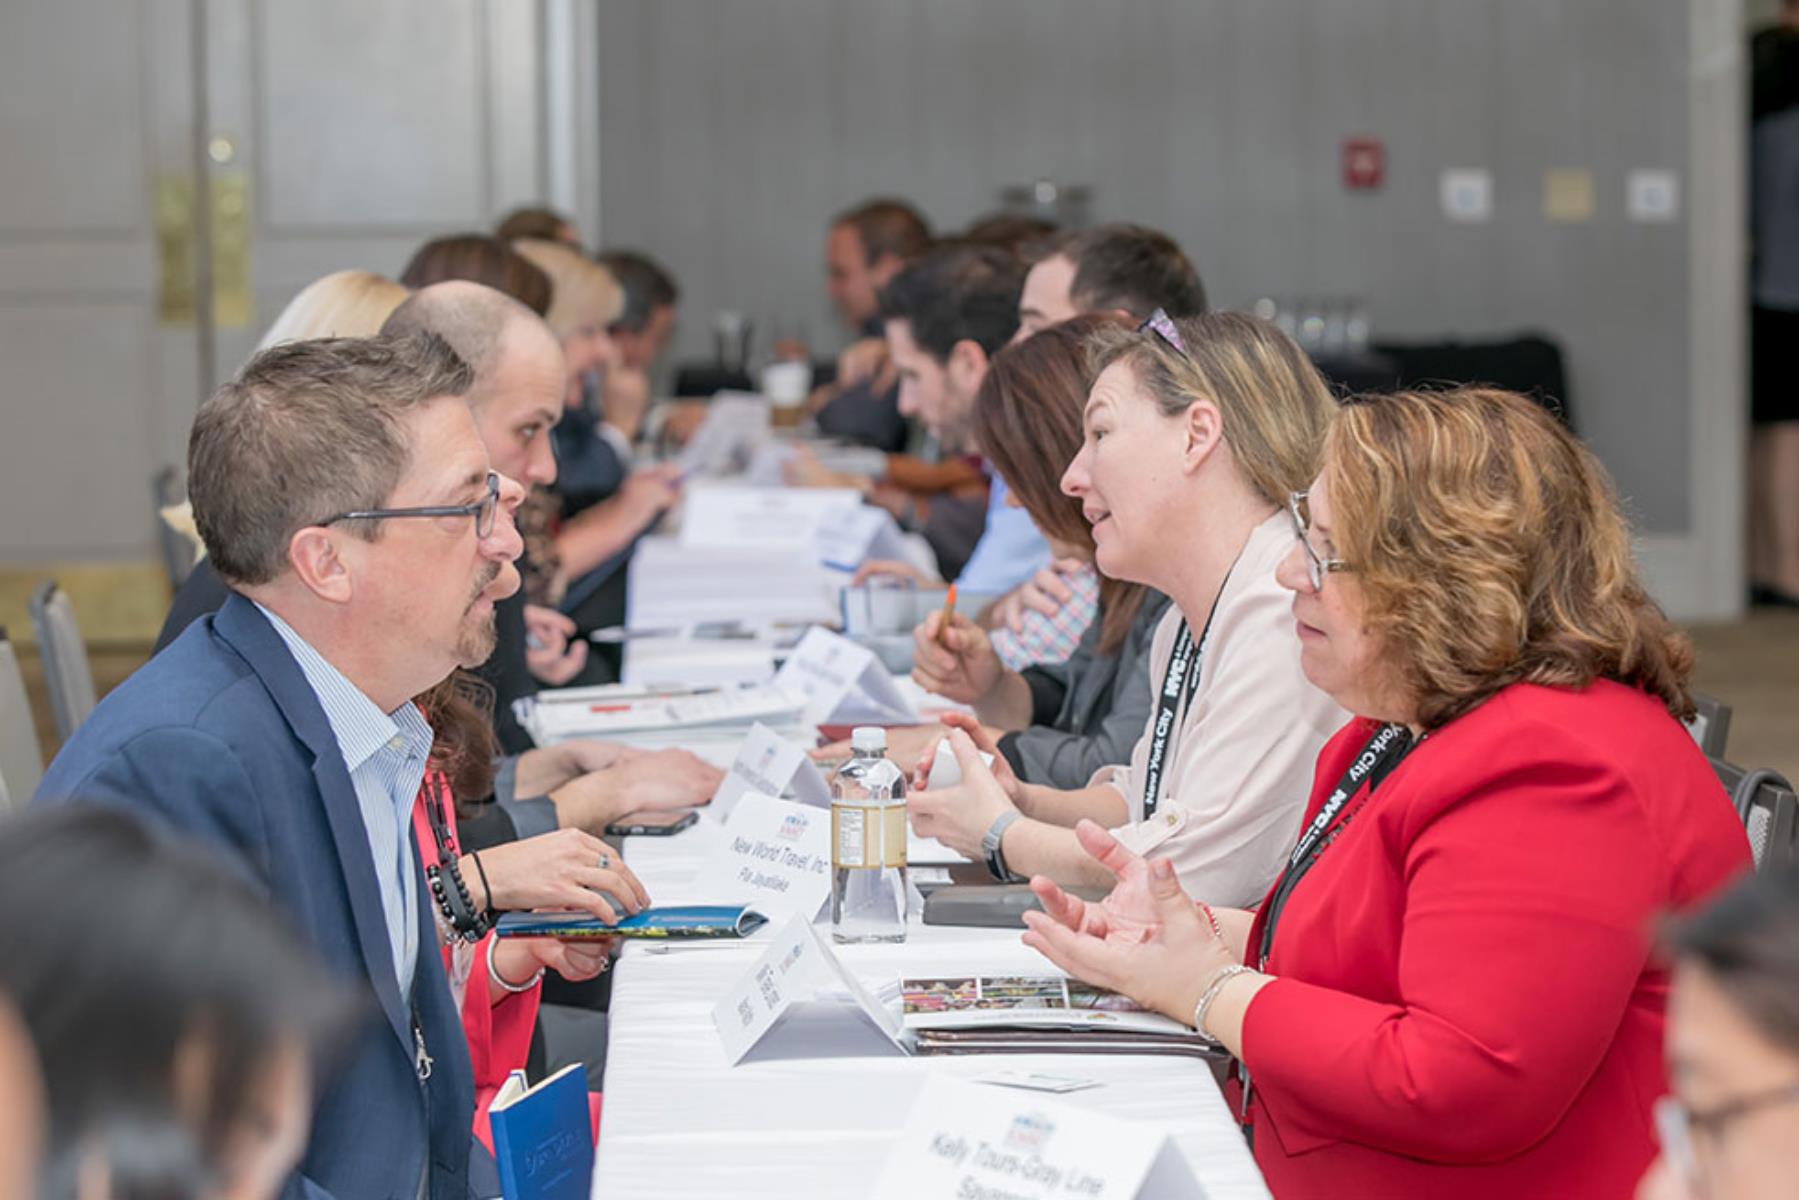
982, 810, 1024, 883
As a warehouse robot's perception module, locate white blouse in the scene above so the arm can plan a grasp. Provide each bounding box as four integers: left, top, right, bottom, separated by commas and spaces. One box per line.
1097, 513, 1348, 907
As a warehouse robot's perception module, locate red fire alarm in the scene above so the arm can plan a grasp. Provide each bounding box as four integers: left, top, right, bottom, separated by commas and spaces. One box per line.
1342, 137, 1385, 190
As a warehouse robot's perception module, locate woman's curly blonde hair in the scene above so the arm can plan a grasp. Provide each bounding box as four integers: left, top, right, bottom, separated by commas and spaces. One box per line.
1323, 387, 1695, 730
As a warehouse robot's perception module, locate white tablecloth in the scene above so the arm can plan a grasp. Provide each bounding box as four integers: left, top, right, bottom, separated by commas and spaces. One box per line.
592, 818, 1269, 1199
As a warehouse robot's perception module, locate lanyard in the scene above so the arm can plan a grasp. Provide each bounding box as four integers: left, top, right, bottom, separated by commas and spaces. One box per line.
1140, 561, 1236, 818
1255, 723, 1416, 971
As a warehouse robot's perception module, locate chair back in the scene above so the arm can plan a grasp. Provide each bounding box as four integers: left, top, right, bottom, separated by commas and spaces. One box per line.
28, 581, 97, 742
1711, 758, 1799, 873
154, 466, 197, 590
1684, 692, 1732, 759
0, 628, 43, 806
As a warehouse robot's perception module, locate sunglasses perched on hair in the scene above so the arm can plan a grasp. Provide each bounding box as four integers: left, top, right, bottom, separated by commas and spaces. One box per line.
323, 472, 501, 539
1138, 307, 1188, 357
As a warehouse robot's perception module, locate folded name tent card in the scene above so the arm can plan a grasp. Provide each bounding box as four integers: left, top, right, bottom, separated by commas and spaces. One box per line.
870, 1076, 1205, 1200
711, 721, 833, 820
493, 905, 768, 940
701, 790, 833, 922
772, 626, 919, 726
811, 503, 910, 572
711, 913, 825, 1065
679, 484, 864, 551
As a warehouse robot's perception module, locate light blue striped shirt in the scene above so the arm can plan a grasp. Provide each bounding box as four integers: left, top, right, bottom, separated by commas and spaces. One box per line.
256, 603, 431, 1001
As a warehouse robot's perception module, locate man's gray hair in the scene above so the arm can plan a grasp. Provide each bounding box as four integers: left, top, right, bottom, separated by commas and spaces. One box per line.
380, 281, 542, 411
188, 333, 473, 585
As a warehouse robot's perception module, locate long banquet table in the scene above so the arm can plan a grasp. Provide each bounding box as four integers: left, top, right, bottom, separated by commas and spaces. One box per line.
591, 816, 1270, 1198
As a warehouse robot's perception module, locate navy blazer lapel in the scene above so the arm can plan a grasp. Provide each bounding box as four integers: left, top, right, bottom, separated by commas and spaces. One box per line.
212, 595, 412, 1048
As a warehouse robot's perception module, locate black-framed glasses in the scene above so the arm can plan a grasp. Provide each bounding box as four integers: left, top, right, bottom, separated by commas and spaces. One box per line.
1654, 1084, 1799, 1191
1138, 307, 1188, 357
324, 472, 500, 539
1285, 490, 1352, 591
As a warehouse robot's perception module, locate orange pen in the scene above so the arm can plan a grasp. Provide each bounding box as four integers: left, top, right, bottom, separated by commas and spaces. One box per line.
936, 584, 958, 648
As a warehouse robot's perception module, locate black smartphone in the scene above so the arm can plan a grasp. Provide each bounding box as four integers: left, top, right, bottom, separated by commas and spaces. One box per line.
605, 810, 699, 838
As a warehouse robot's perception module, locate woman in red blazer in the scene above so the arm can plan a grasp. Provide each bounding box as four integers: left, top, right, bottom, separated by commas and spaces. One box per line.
1021, 387, 1752, 1199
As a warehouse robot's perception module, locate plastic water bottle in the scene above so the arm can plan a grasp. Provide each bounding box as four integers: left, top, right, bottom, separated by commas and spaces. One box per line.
830, 726, 908, 943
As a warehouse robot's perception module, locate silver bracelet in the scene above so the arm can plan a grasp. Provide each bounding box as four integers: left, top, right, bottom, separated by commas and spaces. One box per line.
486, 934, 544, 994
1191, 964, 1254, 1046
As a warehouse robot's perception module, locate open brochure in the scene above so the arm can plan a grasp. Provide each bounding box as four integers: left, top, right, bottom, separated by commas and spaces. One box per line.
494, 905, 769, 941
814, 936, 1220, 1059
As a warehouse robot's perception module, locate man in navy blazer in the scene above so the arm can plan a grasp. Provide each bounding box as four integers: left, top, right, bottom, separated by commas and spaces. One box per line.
37, 333, 527, 1200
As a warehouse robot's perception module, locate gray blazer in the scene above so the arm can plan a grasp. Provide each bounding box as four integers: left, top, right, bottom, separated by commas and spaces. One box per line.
998, 589, 1171, 789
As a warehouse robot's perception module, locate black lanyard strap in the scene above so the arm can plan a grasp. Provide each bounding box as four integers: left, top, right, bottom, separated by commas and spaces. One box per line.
1140, 558, 1238, 818
1256, 723, 1417, 970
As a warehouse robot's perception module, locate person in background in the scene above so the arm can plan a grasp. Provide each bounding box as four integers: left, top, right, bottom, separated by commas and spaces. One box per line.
962, 211, 1059, 252
596, 249, 680, 375
256, 270, 412, 348
0, 806, 355, 1200
1750, 2, 1799, 608
1022, 387, 1752, 1199
816, 314, 1168, 792
1013, 222, 1208, 344
38, 333, 521, 1200
982, 222, 1210, 636
811, 198, 933, 453
405, 678, 642, 1151
156, 271, 411, 649
906, 313, 1342, 901
864, 241, 1043, 594
399, 234, 553, 319
1639, 864, 1799, 1200
512, 238, 680, 631
494, 205, 581, 248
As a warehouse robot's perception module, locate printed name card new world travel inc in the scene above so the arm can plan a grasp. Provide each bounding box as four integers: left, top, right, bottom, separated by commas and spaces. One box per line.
705, 791, 833, 921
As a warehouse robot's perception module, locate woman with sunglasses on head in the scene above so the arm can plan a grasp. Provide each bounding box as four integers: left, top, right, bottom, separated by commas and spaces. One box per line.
907, 312, 1345, 907
1639, 864, 1799, 1200
1022, 387, 1751, 1199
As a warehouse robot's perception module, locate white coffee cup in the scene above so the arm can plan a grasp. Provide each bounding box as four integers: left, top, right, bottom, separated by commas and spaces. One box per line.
761, 360, 812, 409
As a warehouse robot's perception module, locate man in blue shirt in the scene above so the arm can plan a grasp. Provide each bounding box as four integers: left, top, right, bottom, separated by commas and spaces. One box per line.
878, 241, 1049, 598
38, 333, 520, 1200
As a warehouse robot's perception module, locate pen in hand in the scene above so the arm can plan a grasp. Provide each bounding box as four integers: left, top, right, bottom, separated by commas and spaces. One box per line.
935, 585, 958, 648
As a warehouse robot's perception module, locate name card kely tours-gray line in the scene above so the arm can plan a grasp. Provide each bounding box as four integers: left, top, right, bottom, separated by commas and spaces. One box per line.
871, 1077, 1205, 1199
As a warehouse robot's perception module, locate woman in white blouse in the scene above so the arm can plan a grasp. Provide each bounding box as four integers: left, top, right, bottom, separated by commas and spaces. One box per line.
908, 311, 1345, 907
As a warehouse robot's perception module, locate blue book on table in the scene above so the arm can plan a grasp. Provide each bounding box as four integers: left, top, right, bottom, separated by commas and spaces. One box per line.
489, 1064, 592, 1200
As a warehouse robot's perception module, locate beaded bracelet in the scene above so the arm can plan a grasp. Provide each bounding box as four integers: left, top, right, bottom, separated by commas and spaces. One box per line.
427, 857, 493, 943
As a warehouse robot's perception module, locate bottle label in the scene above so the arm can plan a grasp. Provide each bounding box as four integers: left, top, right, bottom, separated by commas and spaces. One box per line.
881, 803, 907, 868
833, 806, 866, 868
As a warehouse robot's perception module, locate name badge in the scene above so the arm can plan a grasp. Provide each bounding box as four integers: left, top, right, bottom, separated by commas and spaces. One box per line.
702, 792, 833, 922
871, 1077, 1205, 1199
712, 722, 832, 821
773, 626, 918, 725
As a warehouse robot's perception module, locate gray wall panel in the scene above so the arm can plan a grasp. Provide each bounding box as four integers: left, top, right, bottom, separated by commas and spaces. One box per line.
597, 0, 1699, 531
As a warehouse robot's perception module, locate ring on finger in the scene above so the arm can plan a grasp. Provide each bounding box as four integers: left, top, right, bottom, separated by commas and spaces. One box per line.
598, 851, 612, 870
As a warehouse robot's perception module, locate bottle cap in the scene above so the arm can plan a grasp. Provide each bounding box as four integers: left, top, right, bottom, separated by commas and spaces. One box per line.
850, 726, 887, 754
